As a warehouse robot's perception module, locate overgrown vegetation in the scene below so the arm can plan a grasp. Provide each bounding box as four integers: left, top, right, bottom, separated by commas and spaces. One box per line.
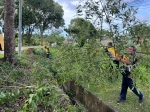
0, 0, 150, 111
50, 44, 150, 112
0, 50, 84, 111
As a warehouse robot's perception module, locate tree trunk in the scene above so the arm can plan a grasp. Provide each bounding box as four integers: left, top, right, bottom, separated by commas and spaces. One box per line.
4, 0, 15, 63
27, 27, 33, 46
40, 28, 43, 46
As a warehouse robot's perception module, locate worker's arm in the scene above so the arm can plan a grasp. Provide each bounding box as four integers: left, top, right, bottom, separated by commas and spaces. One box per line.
116, 57, 131, 65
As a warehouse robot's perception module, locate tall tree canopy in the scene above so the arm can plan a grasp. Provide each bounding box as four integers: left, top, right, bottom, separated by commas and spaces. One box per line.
127, 22, 150, 50
76, 0, 139, 47
128, 22, 150, 39
65, 18, 97, 47
23, 0, 64, 45
14, 0, 64, 45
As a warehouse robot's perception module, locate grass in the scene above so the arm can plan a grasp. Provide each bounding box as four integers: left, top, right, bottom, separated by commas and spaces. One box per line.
0, 53, 4, 58
30, 46, 150, 112
0, 51, 83, 111
50, 45, 150, 112
50, 46, 60, 57
89, 72, 150, 112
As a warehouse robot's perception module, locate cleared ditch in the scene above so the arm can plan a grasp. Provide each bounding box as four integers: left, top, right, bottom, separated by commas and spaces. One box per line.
62, 81, 119, 112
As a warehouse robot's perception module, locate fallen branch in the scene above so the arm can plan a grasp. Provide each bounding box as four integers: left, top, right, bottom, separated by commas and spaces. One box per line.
0, 85, 36, 89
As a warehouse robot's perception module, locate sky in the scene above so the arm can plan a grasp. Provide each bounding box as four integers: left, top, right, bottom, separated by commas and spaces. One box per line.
131, 0, 150, 22
54, 0, 79, 28
54, 0, 150, 36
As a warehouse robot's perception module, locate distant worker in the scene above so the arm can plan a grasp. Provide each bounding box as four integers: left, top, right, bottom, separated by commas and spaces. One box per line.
45, 46, 50, 58
116, 45, 143, 103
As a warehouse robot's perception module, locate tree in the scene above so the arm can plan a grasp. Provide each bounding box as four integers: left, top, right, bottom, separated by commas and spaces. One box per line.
97, 29, 110, 40
76, 0, 139, 48
65, 18, 97, 47
14, 1, 36, 45
3, 0, 15, 63
126, 22, 150, 51
127, 22, 150, 39
0, 0, 3, 6
44, 32, 65, 46
23, 0, 64, 45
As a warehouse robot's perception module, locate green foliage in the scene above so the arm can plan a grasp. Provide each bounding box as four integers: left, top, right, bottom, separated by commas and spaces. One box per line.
23, 34, 40, 46
15, 1, 36, 29
127, 22, 150, 38
14, 0, 64, 46
44, 32, 65, 46
15, 33, 41, 46
0, 90, 21, 106
65, 18, 98, 47
0, 0, 3, 6
50, 45, 150, 112
1, 0, 150, 111
96, 29, 111, 40
34, 48, 45, 56
0, 53, 80, 111
23, 86, 62, 112
51, 44, 120, 88
23, 0, 64, 45
76, 0, 140, 49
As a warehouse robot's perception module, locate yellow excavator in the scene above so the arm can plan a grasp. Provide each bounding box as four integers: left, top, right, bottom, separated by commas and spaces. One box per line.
0, 32, 4, 51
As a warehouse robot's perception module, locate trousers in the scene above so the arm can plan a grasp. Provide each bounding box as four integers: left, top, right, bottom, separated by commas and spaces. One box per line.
120, 75, 143, 100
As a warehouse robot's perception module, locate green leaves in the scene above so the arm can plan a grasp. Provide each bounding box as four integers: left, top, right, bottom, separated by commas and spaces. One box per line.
0, 91, 20, 106
66, 18, 98, 47
15, 0, 64, 46
0, 53, 81, 111
51, 44, 119, 89
76, 0, 140, 44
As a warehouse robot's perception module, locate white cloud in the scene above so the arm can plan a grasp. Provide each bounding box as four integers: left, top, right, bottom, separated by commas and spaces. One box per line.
55, 0, 150, 30
123, 0, 134, 3
70, 0, 80, 6
61, 3, 77, 28
54, 0, 59, 2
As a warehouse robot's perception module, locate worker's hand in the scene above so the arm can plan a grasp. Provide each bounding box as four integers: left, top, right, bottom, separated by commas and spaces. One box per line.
116, 57, 121, 61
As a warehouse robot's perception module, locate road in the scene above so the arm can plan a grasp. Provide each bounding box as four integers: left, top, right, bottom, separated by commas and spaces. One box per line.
15, 46, 44, 51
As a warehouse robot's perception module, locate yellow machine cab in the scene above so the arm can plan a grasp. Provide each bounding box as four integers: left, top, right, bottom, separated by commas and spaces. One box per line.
0, 31, 4, 51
